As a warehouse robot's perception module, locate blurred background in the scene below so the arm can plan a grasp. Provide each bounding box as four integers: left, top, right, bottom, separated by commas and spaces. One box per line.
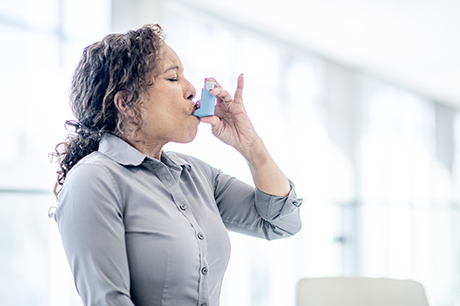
1, 0, 459, 305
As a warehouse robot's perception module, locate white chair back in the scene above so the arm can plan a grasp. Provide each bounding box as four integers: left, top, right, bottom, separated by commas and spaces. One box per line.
296, 277, 429, 306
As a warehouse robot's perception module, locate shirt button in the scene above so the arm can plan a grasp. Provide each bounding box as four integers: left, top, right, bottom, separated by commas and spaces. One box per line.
179, 203, 187, 210
201, 267, 208, 275
197, 233, 204, 240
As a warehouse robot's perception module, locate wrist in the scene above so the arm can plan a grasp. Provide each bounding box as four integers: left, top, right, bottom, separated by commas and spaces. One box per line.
237, 137, 268, 166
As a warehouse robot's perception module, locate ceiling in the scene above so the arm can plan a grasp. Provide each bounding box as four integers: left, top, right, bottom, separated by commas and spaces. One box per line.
176, 0, 460, 109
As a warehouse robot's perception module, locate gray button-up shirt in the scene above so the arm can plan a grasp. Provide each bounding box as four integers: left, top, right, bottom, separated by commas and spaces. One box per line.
55, 133, 302, 306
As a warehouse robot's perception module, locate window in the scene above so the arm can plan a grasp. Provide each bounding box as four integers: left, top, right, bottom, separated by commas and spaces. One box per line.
162, 3, 460, 306
0, 0, 110, 305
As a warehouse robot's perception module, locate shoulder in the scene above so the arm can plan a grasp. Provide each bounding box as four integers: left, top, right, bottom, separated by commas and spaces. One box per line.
57, 152, 123, 214
67, 151, 122, 178
62, 152, 121, 196
76, 150, 119, 169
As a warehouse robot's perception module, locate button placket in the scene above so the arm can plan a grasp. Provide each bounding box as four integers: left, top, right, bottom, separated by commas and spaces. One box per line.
151, 159, 211, 304
156, 165, 210, 304
194, 224, 209, 304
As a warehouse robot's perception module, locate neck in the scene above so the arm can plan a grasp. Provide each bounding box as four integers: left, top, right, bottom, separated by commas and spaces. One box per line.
119, 133, 165, 160
137, 142, 164, 160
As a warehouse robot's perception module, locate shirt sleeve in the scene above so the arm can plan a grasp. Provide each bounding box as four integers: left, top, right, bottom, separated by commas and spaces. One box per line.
55, 163, 134, 306
213, 169, 303, 240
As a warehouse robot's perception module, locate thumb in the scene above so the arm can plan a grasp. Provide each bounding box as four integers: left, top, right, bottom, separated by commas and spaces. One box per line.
200, 115, 219, 126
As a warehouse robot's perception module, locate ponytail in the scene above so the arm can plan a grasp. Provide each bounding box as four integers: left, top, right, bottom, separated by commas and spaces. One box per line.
52, 120, 102, 195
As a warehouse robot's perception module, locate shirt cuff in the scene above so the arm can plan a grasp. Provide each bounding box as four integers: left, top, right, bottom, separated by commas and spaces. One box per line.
254, 179, 303, 221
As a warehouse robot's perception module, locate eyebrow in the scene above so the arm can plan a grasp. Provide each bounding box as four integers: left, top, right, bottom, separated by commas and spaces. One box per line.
162, 66, 180, 74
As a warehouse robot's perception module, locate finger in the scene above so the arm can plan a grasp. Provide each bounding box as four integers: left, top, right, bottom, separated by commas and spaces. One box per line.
204, 77, 222, 89
234, 74, 244, 102
210, 87, 233, 104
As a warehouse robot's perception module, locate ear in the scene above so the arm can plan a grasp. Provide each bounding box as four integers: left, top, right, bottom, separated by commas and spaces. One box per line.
114, 90, 129, 113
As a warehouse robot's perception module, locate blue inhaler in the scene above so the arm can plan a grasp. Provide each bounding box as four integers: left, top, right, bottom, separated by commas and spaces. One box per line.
193, 81, 217, 118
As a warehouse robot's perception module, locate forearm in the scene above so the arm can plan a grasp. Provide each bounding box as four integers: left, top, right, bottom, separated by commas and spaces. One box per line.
214, 163, 302, 240
238, 137, 290, 197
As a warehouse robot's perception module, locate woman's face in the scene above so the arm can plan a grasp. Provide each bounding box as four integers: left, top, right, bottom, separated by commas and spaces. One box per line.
137, 44, 198, 147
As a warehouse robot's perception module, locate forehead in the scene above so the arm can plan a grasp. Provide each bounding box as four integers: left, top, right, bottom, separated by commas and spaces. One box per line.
160, 45, 182, 71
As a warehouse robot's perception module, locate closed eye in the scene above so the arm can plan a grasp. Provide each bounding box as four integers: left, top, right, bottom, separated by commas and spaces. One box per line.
167, 78, 178, 82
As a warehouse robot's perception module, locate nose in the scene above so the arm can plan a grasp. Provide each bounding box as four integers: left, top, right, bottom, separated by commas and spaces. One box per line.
184, 78, 196, 101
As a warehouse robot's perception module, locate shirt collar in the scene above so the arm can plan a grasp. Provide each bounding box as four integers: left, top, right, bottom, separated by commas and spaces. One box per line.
98, 133, 191, 170
161, 151, 191, 170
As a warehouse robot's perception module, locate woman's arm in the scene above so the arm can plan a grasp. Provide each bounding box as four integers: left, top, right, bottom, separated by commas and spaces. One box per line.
214, 170, 302, 240
55, 163, 134, 306
237, 136, 290, 197
198, 74, 301, 239
200, 74, 290, 197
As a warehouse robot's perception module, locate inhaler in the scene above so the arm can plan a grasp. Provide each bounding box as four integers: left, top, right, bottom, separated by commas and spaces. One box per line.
193, 81, 217, 118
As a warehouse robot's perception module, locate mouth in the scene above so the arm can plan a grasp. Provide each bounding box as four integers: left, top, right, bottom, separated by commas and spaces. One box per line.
191, 101, 200, 115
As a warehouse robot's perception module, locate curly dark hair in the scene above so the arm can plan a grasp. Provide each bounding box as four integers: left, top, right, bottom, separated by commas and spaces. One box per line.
51, 24, 165, 195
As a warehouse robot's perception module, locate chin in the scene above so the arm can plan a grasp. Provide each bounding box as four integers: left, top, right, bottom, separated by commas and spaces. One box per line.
176, 128, 198, 144
186, 131, 199, 143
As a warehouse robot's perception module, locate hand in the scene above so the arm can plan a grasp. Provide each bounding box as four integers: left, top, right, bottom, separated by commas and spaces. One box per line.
200, 74, 260, 153
201, 74, 290, 196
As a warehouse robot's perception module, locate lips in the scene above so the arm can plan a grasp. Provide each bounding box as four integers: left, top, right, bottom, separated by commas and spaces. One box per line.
191, 101, 200, 115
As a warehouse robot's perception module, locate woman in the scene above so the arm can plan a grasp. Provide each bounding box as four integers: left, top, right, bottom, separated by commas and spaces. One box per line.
53, 24, 302, 306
